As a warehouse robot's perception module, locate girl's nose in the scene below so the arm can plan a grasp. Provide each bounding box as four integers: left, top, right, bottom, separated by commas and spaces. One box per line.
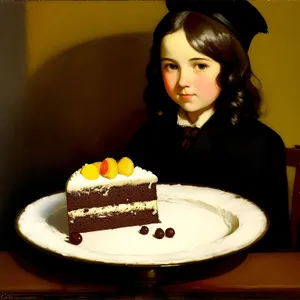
178, 69, 192, 87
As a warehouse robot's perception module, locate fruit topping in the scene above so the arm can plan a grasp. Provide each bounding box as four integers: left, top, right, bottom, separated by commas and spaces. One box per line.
69, 232, 83, 245
165, 227, 175, 238
93, 161, 102, 173
139, 226, 149, 235
100, 158, 118, 179
154, 228, 164, 239
80, 164, 99, 180
118, 157, 134, 176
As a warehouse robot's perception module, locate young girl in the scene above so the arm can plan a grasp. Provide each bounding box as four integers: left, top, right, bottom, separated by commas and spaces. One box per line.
126, 0, 291, 252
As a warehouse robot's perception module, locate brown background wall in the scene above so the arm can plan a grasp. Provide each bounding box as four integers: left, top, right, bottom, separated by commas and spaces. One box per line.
0, 3, 26, 249
24, 0, 300, 208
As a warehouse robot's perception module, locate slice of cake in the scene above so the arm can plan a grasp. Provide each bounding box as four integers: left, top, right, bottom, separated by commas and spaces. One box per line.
66, 157, 159, 234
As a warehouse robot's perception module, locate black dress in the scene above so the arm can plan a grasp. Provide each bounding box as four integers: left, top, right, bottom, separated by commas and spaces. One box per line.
125, 111, 292, 252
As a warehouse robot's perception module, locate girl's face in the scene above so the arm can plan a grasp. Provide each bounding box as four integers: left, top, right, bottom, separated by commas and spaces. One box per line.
160, 29, 221, 121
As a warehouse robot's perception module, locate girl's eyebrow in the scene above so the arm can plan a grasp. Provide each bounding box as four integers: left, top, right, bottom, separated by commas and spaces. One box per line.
161, 57, 212, 62
189, 57, 212, 62
161, 58, 177, 62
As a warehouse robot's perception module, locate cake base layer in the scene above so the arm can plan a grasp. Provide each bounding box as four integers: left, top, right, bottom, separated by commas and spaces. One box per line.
68, 210, 159, 233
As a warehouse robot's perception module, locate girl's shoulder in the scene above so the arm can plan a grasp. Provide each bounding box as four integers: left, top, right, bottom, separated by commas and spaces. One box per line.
238, 120, 284, 146
224, 119, 286, 158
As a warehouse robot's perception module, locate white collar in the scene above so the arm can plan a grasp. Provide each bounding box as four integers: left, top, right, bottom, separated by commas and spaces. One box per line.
177, 107, 215, 129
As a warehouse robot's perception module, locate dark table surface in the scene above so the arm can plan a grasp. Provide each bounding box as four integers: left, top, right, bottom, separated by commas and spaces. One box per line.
1, 240, 300, 299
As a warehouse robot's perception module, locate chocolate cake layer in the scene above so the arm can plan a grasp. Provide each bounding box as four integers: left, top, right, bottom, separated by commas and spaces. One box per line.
67, 183, 157, 210
68, 210, 159, 233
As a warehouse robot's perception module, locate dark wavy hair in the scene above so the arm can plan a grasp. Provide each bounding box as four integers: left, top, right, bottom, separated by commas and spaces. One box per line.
144, 11, 263, 126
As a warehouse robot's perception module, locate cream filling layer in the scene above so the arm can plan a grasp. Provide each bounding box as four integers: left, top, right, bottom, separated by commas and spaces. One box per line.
68, 200, 158, 219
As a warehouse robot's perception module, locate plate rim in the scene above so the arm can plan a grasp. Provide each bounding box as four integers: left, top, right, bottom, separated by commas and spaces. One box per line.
15, 184, 269, 267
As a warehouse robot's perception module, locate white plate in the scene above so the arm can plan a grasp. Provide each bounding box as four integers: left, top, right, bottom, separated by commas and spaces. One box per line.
16, 184, 268, 267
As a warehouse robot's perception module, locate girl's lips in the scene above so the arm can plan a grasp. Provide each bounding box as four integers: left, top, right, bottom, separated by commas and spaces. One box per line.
179, 94, 194, 101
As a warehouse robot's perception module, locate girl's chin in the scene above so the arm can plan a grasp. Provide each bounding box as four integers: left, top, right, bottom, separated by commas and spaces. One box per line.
179, 103, 203, 112
179, 105, 215, 116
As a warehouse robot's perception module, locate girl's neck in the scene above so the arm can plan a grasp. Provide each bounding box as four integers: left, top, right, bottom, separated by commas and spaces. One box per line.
177, 107, 215, 129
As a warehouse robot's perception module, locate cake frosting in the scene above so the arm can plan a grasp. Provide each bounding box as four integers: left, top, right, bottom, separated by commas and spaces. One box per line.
67, 166, 158, 192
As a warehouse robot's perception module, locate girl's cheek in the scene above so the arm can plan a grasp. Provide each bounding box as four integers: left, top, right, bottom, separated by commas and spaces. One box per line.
195, 76, 221, 98
162, 72, 176, 95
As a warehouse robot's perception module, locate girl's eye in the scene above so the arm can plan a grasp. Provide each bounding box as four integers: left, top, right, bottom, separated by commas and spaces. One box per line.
164, 63, 178, 71
195, 64, 208, 70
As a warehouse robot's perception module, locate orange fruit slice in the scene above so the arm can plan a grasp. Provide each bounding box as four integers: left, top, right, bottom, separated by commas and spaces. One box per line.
80, 164, 99, 180
100, 158, 118, 179
118, 157, 134, 176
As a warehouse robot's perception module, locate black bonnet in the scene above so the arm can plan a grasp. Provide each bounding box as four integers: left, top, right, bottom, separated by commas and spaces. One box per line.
165, 0, 268, 52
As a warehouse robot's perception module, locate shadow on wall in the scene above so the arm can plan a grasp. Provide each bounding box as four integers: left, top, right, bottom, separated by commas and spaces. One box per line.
6, 32, 153, 248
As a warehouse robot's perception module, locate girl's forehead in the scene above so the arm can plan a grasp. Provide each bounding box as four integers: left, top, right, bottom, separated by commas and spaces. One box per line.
161, 29, 211, 61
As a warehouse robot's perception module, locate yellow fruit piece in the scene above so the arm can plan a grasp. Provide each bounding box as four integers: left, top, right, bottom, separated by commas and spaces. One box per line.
80, 164, 99, 180
100, 158, 118, 179
118, 157, 134, 176
93, 161, 102, 173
